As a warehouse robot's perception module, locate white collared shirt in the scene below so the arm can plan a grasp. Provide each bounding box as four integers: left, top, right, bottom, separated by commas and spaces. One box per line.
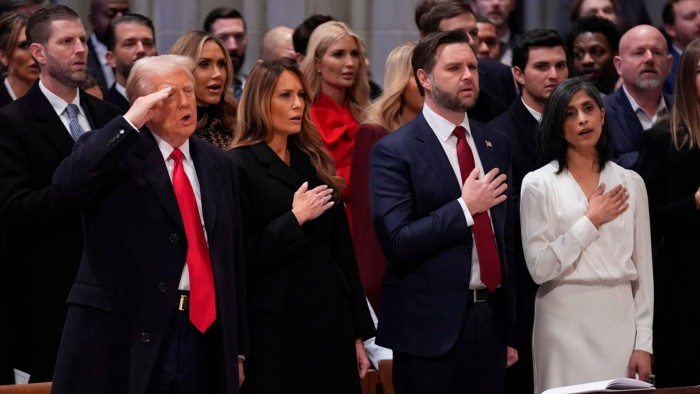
151, 135, 206, 291
39, 80, 91, 136
422, 103, 492, 289
622, 85, 668, 130
521, 98, 543, 123
115, 82, 128, 100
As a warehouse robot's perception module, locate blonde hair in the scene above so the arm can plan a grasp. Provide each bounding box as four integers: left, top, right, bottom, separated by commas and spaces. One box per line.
670, 38, 700, 150
169, 31, 238, 132
300, 21, 370, 122
365, 42, 417, 131
232, 60, 343, 198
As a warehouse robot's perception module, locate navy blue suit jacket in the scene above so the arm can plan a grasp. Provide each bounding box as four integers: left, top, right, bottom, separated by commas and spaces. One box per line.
604, 87, 673, 169
50, 120, 248, 393
370, 111, 515, 357
104, 83, 130, 114
663, 46, 681, 96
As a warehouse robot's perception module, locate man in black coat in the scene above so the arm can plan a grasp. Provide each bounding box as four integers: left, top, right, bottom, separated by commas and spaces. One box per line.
0, 4, 122, 383
51, 54, 247, 393
488, 28, 569, 394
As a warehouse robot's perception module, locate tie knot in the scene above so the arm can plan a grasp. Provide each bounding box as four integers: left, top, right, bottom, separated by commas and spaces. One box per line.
453, 126, 467, 140
170, 148, 184, 163
65, 104, 79, 119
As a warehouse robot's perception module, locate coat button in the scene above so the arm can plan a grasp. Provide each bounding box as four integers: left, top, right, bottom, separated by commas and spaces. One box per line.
157, 283, 168, 293
141, 333, 151, 343
169, 234, 179, 243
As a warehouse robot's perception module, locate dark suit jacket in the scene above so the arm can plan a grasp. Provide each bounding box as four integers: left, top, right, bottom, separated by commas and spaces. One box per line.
86, 36, 111, 92
663, 46, 681, 96
229, 142, 374, 393
0, 81, 121, 382
479, 59, 516, 106
50, 120, 247, 394
370, 111, 515, 358
104, 83, 130, 114
603, 87, 673, 169
0, 74, 13, 109
637, 121, 700, 387
487, 97, 541, 394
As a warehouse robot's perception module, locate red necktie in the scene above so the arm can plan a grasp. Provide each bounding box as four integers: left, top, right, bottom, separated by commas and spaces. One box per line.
453, 126, 502, 292
169, 148, 216, 332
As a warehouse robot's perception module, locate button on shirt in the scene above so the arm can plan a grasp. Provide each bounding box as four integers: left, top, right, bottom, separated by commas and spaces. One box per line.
152, 134, 207, 291
422, 104, 491, 289
39, 81, 91, 136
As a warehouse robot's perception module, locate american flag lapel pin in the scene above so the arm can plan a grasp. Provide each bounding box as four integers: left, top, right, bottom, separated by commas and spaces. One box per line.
485, 140, 493, 148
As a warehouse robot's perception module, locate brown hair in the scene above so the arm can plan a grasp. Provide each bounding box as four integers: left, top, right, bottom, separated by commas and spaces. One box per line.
169, 30, 238, 133
232, 59, 343, 198
670, 37, 700, 149
26, 4, 80, 45
0, 12, 29, 66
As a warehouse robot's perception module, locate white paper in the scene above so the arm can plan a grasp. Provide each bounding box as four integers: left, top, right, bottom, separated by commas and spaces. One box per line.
13, 368, 30, 384
542, 378, 654, 394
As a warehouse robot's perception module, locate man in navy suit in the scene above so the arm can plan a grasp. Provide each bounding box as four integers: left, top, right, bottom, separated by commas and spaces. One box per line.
104, 13, 158, 113
662, 0, 700, 95
0, 4, 122, 383
86, 0, 129, 91
51, 54, 247, 393
370, 30, 516, 394
605, 25, 672, 169
488, 28, 568, 394
419, 1, 517, 122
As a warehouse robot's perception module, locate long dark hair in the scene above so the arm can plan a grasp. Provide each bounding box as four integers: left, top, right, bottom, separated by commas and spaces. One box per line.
538, 77, 612, 173
232, 59, 343, 199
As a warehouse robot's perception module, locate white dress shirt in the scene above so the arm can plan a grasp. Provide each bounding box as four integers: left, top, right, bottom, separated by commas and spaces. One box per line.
39, 80, 91, 135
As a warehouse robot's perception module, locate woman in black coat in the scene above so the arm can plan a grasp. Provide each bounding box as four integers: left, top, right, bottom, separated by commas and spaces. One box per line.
637, 38, 700, 388
228, 59, 375, 394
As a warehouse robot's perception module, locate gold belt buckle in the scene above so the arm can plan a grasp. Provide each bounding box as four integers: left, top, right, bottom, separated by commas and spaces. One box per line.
178, 294, 188, 311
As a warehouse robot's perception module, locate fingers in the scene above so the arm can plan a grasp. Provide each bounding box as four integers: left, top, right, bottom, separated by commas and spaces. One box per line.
295, 181, 309, 195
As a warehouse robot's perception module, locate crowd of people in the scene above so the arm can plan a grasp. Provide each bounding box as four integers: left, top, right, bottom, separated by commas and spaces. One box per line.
0, 0, 699, 393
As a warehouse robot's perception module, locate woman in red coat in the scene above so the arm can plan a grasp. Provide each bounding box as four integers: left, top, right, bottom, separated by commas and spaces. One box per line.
301, 21, 371, 224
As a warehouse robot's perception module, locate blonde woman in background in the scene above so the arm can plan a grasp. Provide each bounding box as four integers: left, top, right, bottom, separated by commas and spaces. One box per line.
349, 42, 422, 313
301, 21, 370, 224
0, 12, 36, 107
169, 31, 237, 149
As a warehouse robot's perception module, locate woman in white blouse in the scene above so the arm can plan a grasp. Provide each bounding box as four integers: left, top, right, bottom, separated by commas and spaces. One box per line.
520, 77, 653, 393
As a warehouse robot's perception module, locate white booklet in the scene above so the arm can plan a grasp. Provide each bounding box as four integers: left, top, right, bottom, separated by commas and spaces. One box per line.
542, 378, 654, 394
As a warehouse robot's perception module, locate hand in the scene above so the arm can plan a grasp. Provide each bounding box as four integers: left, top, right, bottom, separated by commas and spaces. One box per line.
585, 183, 629, 228
123, 87, 173, 129
355, 339, 371, 379
291, 181, 334, 225
506, 346, 518, 368
627, 350, 652, 382
461, 167, 508, 214
238, 358, 245, 387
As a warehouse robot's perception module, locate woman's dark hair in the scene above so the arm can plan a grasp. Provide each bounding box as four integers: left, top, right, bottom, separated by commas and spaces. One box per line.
538, 77, 612, 173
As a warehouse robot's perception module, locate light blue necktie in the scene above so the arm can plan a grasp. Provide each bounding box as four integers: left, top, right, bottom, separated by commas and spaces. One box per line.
65, 104, 85, 141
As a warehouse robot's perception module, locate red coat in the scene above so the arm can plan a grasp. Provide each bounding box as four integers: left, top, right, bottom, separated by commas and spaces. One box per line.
310, 93, 360, 224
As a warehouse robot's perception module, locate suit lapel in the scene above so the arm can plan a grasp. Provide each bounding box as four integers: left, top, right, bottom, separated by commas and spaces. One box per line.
511, 99, 540, 164
190, 138, 219, 233
249, 142, 303, 190
131, 130, 185, 232
611, 89, 644, 148
24, 83, 75, 157
413, 113, 461, 195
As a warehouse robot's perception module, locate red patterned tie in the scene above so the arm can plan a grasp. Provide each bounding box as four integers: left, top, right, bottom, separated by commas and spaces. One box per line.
169, 148, 216, 332
453, 126, 502, 292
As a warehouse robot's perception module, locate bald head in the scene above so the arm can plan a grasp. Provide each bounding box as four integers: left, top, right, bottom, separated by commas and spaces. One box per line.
614, 25, 672, 92
259, 26, 295, 62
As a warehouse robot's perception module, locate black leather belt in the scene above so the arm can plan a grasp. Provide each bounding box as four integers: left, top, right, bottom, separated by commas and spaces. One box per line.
470, 288, 495, 303
177, 290, 189, 311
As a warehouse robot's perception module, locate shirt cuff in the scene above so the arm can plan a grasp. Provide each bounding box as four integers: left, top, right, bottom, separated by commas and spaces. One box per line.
458, 197, 474, 227
122, 115, 139, 132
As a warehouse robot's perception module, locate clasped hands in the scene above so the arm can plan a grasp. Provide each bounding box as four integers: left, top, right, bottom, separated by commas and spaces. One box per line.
461, 167, 508, 214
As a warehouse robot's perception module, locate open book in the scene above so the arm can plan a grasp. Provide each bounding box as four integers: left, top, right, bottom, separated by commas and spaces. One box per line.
542, 378, 654, 394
